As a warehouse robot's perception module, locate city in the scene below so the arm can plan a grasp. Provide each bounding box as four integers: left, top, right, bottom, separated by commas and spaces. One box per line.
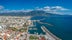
0, 16, 61, 40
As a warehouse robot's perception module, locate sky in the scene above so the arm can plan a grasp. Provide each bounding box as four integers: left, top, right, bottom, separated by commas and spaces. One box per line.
0, 0, 72, 15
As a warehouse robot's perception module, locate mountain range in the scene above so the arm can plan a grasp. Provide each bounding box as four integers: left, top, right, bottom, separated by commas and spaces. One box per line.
0, 10, 61, 16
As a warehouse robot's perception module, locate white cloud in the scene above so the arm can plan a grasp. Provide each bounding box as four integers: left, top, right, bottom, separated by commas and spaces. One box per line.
35, 7, 43, 10
44, 6, 50, 9
0, 5, 4, 10
37, 6, 70, 14
43, 6, 51, 11
43, 6, 69, 11
25, 9, 33, 12
0, 5, 71, 15
0, 9, 33, 13
51, 6, 69, 11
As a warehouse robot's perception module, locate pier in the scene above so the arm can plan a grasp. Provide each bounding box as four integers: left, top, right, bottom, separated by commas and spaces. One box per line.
41, 26, 61, 40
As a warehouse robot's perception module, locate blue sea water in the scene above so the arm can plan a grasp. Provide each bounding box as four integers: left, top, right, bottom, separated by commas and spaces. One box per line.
30, 16, 72, 40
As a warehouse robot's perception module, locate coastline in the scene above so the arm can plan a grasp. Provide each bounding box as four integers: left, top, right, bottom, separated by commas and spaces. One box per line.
41, 26, 61, 40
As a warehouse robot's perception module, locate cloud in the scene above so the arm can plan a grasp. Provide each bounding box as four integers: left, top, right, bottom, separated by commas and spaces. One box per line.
0, 5, 71, 15
0, 9, 33, 13
35, 7, 43, 10
0, 5, 4, 10
37, 6, 70, 14
51, 6, 69, 11
0, 5, 33, 13
34, 6, 69, 14
43, 6, 51, 11
44, 6, 50, 10
43, 6, 69, 11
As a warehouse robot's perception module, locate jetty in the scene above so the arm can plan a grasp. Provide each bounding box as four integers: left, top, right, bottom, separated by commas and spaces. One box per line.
41, 26, 61, 40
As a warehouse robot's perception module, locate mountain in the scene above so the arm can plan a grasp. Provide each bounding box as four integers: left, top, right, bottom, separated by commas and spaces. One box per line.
0, 10, 68, 16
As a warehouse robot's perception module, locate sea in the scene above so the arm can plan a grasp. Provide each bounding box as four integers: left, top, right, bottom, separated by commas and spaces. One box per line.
29, 15, 72, 40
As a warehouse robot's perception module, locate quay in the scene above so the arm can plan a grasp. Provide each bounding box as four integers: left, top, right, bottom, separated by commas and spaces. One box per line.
41, 26, 61, 40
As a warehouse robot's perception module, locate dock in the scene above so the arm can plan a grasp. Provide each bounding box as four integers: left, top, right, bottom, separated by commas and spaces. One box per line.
41, 26, 61, 40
